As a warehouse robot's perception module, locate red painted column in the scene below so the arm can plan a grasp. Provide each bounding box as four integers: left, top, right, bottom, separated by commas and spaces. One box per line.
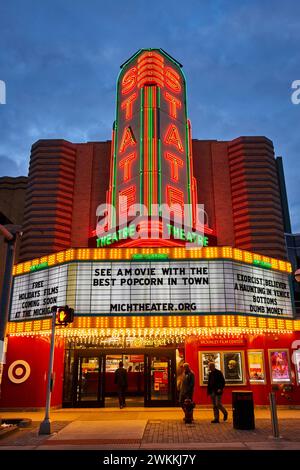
0, 335, 65, 409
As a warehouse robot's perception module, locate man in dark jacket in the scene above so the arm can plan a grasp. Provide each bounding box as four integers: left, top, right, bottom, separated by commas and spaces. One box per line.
179, 363, 195, 406
114, 361, 128, 409
207, 362, 228, 423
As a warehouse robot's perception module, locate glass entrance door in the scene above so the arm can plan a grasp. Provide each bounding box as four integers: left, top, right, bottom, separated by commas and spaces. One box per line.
145, 351, 176, 406
75, 354, 105, 407
70, 348, 176, 407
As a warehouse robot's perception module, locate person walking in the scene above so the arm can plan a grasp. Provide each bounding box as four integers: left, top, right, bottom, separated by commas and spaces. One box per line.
114, 361, 128, 409
207, 362, 228, 423
179, 363, 195, 406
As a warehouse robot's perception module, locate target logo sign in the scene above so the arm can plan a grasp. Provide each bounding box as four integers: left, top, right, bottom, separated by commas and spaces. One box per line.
8, 360, 31, 384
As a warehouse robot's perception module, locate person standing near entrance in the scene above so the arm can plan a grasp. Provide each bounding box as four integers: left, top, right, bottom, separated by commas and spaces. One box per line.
207, 362, 228, 423
114, 361, 128, 409
179, 363, 195, 406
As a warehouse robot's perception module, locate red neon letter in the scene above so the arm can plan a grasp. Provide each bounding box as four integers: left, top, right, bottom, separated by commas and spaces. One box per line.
119, 185, 136, 215
165, 67, 181, 93
119, 152, 136, 182
164, 124, 184, 152
119, 126, 136, 153
122, 67, 137, 94
164, 92, 181, 119
166, 185, 184, 218
165, 152, 184, 182
121, 93, 137, 120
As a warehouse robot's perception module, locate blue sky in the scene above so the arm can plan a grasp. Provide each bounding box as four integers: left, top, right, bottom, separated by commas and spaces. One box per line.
0, 0, 300, 231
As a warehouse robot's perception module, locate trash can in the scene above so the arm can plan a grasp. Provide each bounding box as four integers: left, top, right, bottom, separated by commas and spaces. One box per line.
232, 391, 255, 430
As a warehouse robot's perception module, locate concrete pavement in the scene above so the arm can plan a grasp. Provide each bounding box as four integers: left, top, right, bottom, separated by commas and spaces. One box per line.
0, 407, 300, 450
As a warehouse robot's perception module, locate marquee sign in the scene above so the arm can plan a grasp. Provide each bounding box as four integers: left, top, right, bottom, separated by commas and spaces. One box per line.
10, 260, 293, 321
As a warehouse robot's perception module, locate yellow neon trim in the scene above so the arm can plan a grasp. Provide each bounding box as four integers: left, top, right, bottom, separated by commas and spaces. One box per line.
6, 315, 299, 335
13, 246, 292, 275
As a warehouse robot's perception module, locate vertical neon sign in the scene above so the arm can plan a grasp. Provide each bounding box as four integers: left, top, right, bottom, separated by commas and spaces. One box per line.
107, 49, 196, 230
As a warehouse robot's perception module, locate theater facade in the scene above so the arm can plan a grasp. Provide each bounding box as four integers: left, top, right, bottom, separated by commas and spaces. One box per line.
1, 49, 300, 409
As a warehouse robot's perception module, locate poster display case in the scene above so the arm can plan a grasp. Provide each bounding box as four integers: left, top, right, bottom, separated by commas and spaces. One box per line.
223, 351, 245, 385
247, 350, 266, 384
268, 349, 292, 384
199, 351, 245, 386
294, 350, 300, 385
199, 352, 221, 385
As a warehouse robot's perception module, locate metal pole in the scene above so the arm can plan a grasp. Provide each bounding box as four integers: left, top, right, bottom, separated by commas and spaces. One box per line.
0, 236, 16, 393
39, 308, 57, 435
269, 391, 280, 438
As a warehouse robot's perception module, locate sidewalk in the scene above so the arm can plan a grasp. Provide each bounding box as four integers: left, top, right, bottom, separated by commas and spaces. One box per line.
0, 407, 300, 450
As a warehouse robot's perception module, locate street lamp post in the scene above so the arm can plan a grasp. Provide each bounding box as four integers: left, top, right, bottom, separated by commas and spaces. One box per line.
0, 224, 22, 393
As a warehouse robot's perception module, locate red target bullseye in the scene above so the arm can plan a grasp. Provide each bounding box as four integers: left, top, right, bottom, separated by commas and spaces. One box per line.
8, 360, 31, 384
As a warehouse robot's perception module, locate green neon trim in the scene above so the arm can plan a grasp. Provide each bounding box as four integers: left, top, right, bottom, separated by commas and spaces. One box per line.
30, 262, 49, 272
253, 259, 272, 269
185, 121, 192, 226
158, 49, 183, 71
157, 88, 162, 213
158, 138, 162, 214
132, 253, 169, 260
119, 49, 142, 70
149, 86, 153, 215
112, 62, 127, 228
181, 67, 192, 227
112, 119, 118, 228
140, 88, 144, 212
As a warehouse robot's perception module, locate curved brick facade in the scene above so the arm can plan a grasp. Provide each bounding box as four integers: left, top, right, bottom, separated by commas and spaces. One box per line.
228, 136, 287, 259
19, 140, 77, 260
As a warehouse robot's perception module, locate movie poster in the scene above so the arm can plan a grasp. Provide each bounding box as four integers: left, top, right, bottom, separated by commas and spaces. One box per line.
294, 350, 300, 385
223, 352, 244, 384
200, 352, 221, 384
247, 350, 265, 383
269, 350, 291, 383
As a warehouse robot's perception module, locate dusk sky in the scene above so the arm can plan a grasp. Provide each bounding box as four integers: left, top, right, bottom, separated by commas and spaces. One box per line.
0, 0, 300, 231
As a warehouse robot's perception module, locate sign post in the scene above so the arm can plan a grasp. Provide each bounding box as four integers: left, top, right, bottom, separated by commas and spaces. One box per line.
39, 307, 57, 435
269, 391, 280, 438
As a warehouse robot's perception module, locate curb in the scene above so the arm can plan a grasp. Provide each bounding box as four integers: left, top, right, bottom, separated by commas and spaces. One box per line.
0, 425, 19, 440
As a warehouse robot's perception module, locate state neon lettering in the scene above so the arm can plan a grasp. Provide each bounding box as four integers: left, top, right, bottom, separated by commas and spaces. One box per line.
119, 185, 136, 215
165, 152, 184, 182
121, 93, 137, 120
166, 185, 184, 218
119, 152, 136, 182
164, 124, 184, 152
121, 67, 137, 94
119, 126, 136, 153
164, 91, 181, 118
165, 66, 181, 93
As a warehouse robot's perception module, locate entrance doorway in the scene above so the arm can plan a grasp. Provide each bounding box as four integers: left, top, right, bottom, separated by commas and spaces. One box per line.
105, 353, 145, 407
64, 348, 177, 407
